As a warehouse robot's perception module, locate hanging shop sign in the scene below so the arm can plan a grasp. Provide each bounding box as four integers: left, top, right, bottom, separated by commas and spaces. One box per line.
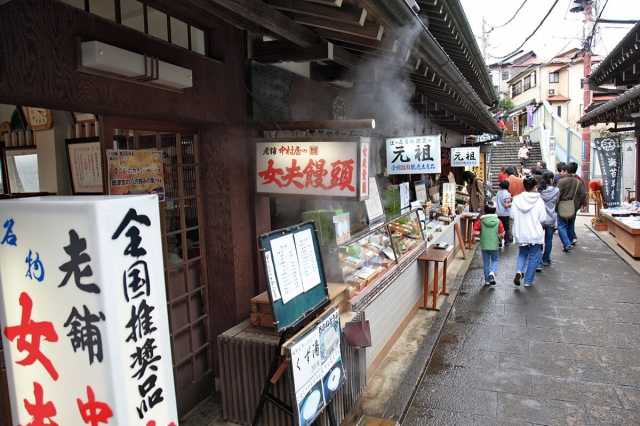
451, 147, 480, 167
465, 152, 486, 182
594, 136, 622, 206
255, 137, 369, 201
0, 195, 178, 425
440, 147, 451, 166
285, 306, 344, 426
106, 150, 165, 201
385, 135, 441, 174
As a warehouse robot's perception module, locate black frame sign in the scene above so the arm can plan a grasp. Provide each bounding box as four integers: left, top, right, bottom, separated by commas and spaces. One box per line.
258, 221, 330, 333
284, 306, 344, 426
594, 136, 622, 206
255, 137, 370, 201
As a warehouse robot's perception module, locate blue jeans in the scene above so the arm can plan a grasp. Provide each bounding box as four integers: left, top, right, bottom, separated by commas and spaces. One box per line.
517, 244, 542, 285
540, 226, 555, 265
482, 250, 499, 283
557, 214, 576, 249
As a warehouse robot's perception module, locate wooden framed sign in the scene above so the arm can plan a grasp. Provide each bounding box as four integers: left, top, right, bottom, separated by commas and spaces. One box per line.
66, 137, 104, 194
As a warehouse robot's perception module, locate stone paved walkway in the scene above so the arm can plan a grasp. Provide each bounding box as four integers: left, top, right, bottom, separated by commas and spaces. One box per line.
402, 222, 640, 425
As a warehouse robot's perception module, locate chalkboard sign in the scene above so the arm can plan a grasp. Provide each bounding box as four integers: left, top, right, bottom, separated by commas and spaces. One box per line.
258, 221, 330, 333
284, 307, 344, 426
594, 136, 622, 206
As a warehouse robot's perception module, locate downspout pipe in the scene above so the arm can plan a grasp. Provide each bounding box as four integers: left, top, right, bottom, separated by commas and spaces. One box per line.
378, 0, 502, 135
446, 0, 500, 105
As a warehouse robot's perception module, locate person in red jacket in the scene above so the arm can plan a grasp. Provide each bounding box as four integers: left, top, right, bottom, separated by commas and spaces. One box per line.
497, 167, 507, 183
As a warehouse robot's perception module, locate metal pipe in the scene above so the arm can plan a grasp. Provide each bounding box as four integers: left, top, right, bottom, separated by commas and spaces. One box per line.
255, 119, 375, 131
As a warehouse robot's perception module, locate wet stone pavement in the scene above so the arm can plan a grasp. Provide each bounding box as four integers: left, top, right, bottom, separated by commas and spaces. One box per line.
402, 223, 640, 425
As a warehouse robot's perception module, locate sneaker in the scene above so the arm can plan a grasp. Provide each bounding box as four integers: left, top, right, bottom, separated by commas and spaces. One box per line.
514, 271, 522, 286
562, 246, 572, 252
504, 241, 510, 246
542, 262, 550, 266
524, 282, 534, 287
571, 239, 577, 245
485, 282, 491, 286
489, 271, 496, 285
536, 267, 542, 272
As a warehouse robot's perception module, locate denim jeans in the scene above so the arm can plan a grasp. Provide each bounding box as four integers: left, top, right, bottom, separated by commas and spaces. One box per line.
557, 214, 576, 249
482, 250, 499, 283
540, 226, 555, 265
516, 244, 542, 285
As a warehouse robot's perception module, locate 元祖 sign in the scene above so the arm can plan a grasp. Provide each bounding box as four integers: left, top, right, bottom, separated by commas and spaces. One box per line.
451, 147, 480, 167
0, 195, 178, 425
386, 135, 441, 174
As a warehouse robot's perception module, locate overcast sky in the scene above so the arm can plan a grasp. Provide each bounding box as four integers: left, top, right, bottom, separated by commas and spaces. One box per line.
458, 0, 636, 62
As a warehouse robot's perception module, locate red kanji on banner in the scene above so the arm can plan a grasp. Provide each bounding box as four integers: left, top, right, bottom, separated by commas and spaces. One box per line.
257, 159, 284, 187
328, 159, 355, 191
4, 292, 59, 380
20, 382, 58, 426
145, 422, 177, 426
77, 386, 113, 426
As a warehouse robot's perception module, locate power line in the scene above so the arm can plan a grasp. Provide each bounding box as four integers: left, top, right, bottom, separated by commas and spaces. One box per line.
486, 0, 528, 30
587, 0, 610, 51
488, 0, 561, 60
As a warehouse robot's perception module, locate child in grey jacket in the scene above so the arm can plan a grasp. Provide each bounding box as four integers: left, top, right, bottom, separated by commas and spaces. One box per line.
537, 171, 560, 267
495, 180, 512, 246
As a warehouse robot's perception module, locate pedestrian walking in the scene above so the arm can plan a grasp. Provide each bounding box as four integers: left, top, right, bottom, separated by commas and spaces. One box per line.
556, 163, 587, 252
510, 176, 546, 287
553, 161, 566, 187
569, 161, 589, 213
524, 135, 533, 149
518, 143, 530, 168
497, 166, 507, 183
496, 180, 512, 246
537, 171, 560, 268
472, 200, 505, 286
505, 166, 524, 243
461, 171, 485, 216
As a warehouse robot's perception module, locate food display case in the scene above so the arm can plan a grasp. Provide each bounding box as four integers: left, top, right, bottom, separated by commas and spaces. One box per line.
321, 209, 425, 293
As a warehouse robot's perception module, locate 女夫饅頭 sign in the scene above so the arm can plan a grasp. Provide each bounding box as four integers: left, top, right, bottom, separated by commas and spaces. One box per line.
386, 135, 441, 174
256, 138, 369, 201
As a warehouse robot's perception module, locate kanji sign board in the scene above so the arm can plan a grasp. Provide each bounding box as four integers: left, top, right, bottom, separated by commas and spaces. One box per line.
386, 135, 441, 174
0, 195, 178, 426
256, 138, 369, 201
451, 147, 480, 167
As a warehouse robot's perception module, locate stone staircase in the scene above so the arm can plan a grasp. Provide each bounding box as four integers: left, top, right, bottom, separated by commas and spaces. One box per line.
489, 137, 543, 188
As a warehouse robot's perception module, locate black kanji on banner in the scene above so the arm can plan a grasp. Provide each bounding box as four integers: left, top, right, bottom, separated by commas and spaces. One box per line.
594, 136, 622, 206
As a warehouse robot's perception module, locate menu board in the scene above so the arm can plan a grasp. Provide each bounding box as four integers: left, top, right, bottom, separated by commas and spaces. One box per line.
258, 221, 330, 333
285, 307, 344, 426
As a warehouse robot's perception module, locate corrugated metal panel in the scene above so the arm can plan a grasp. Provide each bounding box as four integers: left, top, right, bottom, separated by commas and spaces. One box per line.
218, 313, 366, 426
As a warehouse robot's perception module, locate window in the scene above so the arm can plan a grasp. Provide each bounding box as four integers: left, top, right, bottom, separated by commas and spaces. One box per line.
62, 0, 209, 57
557, 105, 562, 117
550, 72, 559, 83
511, 81, 522, 97
524, 75, 532, 91
502, 70, 510, 80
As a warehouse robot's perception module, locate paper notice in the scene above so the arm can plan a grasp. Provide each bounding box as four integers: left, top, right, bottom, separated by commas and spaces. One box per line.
263, 251, 281, 301
270, 233, 304, 304
294, 229, 321, 292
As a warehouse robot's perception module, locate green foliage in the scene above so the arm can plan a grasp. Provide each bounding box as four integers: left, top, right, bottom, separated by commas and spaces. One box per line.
499, 98, 515, 110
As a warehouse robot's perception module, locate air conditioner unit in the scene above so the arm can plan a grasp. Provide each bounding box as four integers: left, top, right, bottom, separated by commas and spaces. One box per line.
548, 89, 556, 95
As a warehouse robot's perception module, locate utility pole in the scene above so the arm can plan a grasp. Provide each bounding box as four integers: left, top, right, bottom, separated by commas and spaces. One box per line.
581, 2, 593, 191
481, 16, 487, 62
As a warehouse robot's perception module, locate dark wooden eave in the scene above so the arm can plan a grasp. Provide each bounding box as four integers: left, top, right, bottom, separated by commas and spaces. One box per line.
588, 20, 640, 88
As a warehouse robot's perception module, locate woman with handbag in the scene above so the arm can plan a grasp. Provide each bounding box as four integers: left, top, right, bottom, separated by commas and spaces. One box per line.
556, 164, 586, 252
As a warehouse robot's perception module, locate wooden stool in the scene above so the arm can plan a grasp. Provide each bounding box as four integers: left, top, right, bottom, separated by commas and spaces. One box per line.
461, 216, 479, 249
418, 246, 450, 311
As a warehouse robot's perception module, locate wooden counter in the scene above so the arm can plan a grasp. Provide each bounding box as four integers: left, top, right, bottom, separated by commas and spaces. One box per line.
601, 212, 640, 258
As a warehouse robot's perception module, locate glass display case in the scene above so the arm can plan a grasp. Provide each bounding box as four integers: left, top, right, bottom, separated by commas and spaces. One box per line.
388, 210, 425, 261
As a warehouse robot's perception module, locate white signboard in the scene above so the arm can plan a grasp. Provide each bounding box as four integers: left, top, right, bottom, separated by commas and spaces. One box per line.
364, 177, 384, 223
385, 135, 441, 174
443, 183, 456, 215
451, 147, 480, 167
400, 182, 410, 209
256, 139, 366, 199
0, 195, 178, 426
287, 307, 343, 426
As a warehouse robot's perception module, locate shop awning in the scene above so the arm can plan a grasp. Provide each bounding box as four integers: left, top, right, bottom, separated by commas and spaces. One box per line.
547, 94, 569, 102
579, 83, 640, 127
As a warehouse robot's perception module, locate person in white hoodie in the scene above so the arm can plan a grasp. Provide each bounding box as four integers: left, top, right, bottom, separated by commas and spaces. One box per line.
510, 176, 546, 287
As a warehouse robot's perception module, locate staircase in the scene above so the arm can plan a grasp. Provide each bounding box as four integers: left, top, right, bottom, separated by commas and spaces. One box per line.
489, 137, 543, 188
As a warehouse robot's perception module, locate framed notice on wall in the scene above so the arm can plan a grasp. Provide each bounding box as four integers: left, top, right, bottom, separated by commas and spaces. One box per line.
66, 137, 104, 194
106, 149, 165, 201
364, 176, 385, 223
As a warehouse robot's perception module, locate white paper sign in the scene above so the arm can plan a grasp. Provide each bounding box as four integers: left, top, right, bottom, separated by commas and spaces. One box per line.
400, 182, 410, 209
364, 177, 384, 223
451, 147, 480, 167
294, 229, 321, 292
256, 140, 363, 198
263, 251, 282, 301
270, 234, 304, 304
443, 183, 456, 215
386, 135, 442, 174
0, 195, 178, 426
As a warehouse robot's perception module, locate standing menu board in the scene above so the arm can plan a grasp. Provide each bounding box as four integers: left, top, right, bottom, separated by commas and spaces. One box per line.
258, 221, 330, 333
284, 307, 344, 426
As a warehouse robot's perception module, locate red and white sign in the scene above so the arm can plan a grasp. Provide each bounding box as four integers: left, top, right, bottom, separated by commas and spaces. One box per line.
0, 195, 178, 426
256, 138, 369, 200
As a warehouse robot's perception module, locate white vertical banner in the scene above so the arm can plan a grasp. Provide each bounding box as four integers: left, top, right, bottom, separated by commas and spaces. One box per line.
0, 195, 178, 426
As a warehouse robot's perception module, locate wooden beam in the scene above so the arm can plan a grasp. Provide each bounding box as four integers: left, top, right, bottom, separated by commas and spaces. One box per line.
305, 0, 343, 6
252, 40, 335, 63
183, 0, 320, 47
331, 45, 361, 70
316, 27, 398, 52
291, 14, 384, 40
266, 0, 366, 25
310, 62, 349, 81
